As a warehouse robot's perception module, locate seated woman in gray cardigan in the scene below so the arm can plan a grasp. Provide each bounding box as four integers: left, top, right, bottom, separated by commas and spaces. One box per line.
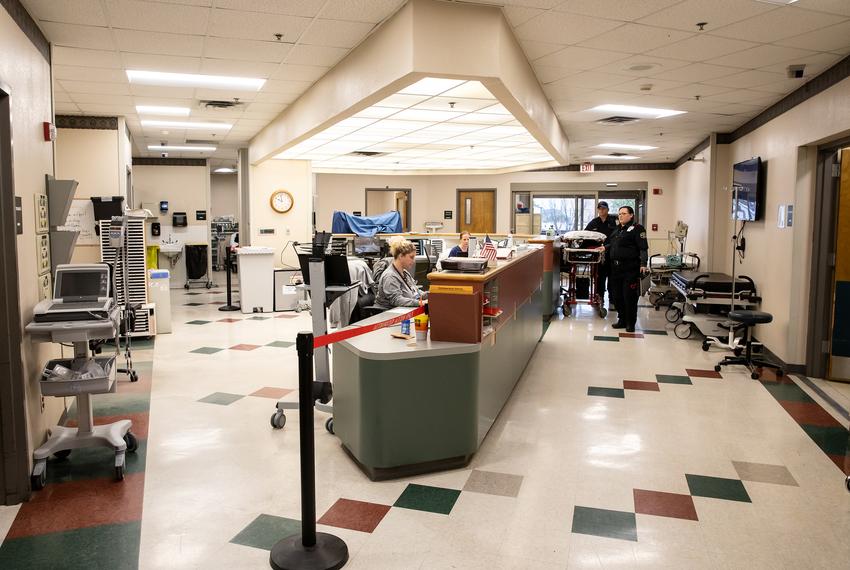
375, 239, 427, 308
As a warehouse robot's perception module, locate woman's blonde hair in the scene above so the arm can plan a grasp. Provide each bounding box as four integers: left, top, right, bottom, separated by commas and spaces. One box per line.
390, 238, 416, 259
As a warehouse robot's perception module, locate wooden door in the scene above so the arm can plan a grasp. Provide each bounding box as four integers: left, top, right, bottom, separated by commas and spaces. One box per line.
458, 190, 495, 234
828, 148, 850, 381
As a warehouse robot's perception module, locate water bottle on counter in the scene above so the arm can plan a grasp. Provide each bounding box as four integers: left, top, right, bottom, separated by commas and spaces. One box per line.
401, 319, 411, 336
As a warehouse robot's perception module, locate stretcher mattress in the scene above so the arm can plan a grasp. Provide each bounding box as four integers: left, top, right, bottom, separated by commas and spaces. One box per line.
671, 271, 755, 294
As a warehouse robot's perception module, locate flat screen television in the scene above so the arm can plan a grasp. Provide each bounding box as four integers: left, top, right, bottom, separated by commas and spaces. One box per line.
731, 157, 763, 221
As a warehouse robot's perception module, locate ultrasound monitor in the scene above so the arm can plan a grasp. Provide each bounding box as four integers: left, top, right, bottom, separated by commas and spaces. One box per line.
53, 264, 110, 302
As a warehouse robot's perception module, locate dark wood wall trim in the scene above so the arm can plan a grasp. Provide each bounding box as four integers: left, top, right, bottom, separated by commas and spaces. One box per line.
56, 115, 118, 130
132, 157, 207, 167
0, 0, 50, 63
531, 162, 675, 172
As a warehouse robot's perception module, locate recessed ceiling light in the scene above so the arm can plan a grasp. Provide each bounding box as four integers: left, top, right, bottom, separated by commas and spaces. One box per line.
597, 143, 658, 151
589, 104, 685, 119
213, 167, 236, 173
127, 70, 265, 91
141, 120, 232, 130
590, 154, 639, 160
148, 145, 216, 152
136, 105, 190, 116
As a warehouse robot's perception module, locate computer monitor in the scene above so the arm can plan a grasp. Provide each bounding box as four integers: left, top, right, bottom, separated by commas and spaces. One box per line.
297, 253, 352, 287
53, 264, 110, 301
354, 236, 382, 255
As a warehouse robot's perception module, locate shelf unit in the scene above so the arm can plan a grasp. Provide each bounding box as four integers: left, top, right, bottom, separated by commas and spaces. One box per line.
100, 217, 152, 337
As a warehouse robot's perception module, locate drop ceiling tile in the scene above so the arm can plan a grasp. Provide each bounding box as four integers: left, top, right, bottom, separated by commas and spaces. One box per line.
59, 80, 132, 95
646, 34, 758, 62
605, 77, 688, 94
253, 92, 300, 104
133, 96, 195, 108
53, 90, 74, 103
710, 6, 846, 43
708, 102, 764, 116
532, 65, 574, 84
415, 97, 495, 112
777, 19, 850, 53
298, 19, 375, 49
22, 0, 107, 26
69, 93, 133, 104
318, 0, 404, 24
193, 88, 259, 102
637, 0, 776, 32
235, 118, 275, 128
39, 22, 115, 50
115, 29, 205, 57
245, 102, 287, 114
579, 23, 692, 53
703, 69, 785, 89
439, 82, 496, 100
53, 65, 128, 83
214, 0, 322, 17
503, 5, 544, 27
271, 64, 329, 82
260, 79, 313, 94
55, 102, 81, 113
794, 0, 850, 17
760, 51, 843, 76
520, 40, 565, 61
657, 82, 734, 98
701, 89, 781, 105
285, 44, 349, 67
558, 70, 634, 89
750, 77, 815, 94
535, 46, 631, 70
190, 106, 245, 119
707, 45, 818, 70
514, 11, 623, 44
553, 0, 681, 22
123, 53, 202, 73
208, 9, 312, 42
104, 0, 210, 34
649, 62, 739, 82
75, 104, 136, 115
154, 0, 212, 6
53, 47, 123, 68
130, 84, 197, 98
204, 37, 292, 63
200, 59, 279, 78
595, 54, 690, 76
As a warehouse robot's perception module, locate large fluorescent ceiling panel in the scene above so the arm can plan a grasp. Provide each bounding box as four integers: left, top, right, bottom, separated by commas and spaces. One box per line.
251, 0, 568, 173
274, 79, 553, 171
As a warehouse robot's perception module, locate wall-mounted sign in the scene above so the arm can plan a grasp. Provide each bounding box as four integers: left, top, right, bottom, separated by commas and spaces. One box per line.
580, 162, 594, 173
444, 210, 453, 220
15, 196, 23, 235
196, 210, 207, 221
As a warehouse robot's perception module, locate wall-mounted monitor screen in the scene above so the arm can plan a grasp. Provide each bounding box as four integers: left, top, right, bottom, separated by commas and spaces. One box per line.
731, 157, 763, 221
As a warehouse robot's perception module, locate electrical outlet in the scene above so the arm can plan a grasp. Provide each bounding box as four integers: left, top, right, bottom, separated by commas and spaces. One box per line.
35, 194, 49, 234
38, 273, 52, 301
37, 234, 51, 275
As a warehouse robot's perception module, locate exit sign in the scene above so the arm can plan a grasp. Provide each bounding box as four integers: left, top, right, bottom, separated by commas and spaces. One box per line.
580, 162, 594, 173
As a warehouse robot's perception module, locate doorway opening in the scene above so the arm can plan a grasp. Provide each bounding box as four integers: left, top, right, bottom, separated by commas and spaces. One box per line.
365, 188, 411, 232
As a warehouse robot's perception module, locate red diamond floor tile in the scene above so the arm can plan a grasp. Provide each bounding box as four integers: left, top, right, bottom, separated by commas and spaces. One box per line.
619, 333, 645, 339
779, 401, 843, 428
633, 489, 698, 521
317, 498, 391, 533
686, 368, 722, 379
623, 380, 660, 391
249, 387, 294, 399
229, 344, 260, 351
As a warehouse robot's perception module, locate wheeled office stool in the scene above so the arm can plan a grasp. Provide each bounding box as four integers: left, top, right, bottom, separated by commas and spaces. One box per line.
714, 310, 784, 380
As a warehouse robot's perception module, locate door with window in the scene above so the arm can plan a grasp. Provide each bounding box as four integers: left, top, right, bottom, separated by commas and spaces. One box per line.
598, 191, 645, 226
458, 189, 495, 234
829, 148, 850, 381
532, 195, 596, 233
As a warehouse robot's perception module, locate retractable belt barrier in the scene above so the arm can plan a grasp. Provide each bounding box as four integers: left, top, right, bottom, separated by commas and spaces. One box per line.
312, 306, 425, 349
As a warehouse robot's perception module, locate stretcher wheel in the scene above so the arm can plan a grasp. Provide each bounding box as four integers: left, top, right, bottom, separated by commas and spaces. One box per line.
751, 371, 760, 380
206, 282, 213, 289
129, 370, 138, 382
184, 283, 189, 290
598, 307, 607, 319
270, 411, 286, 429
124, 432, 138, 453
54, 449, 71, 460
31, 471, 46, 491
714, 365, 722, 372
665, 307, 681, 323
115, 465, 125, 481
674, 323, 692, 339
702, 342, 710, 352
325, 417, 334, 434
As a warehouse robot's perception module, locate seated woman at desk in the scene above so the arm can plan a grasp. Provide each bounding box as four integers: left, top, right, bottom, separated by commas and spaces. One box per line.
447, 231, 471, 257
376, 239, 427, 308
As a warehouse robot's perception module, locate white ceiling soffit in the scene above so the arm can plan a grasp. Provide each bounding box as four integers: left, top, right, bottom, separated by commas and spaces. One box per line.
250, 0, 568, 172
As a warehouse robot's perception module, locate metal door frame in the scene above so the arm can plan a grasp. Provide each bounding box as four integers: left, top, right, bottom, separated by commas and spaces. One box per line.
0, 81, 31, 504
456, 188, 496, 233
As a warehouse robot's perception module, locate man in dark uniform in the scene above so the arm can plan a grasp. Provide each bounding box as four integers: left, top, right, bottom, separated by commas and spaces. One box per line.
606, 206, 648, 333
584, 201, 617, 309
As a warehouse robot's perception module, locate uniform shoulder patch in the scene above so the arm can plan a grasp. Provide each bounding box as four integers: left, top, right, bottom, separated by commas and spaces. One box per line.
639, 232, 646, 239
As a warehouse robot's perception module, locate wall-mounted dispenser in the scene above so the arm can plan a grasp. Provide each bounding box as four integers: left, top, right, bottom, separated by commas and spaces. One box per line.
159, 200, 169, 213
151, 222, 161, 236
172, 212, 187, 227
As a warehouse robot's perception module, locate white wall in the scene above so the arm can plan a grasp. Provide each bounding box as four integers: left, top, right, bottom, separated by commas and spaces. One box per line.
672, 145, 713, 263
210, 173, 238, 219
249, 159, 312, 267
134, 164, 211, 287
713, 77, 850, 365
316, 168, 676, 237
1, 7, 63, 461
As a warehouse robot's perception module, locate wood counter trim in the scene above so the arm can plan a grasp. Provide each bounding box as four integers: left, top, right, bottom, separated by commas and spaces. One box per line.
427, 247, 543, 283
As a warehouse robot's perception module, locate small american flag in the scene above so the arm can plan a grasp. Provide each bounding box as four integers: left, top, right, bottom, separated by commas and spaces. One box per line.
478, 235, 497, 261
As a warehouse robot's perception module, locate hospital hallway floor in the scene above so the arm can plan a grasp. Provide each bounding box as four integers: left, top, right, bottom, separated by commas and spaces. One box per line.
1, 285, 849, 569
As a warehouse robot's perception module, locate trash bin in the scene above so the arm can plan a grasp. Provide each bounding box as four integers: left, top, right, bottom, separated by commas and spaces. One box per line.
148, 269, 171, 334
236, 246, 274, 313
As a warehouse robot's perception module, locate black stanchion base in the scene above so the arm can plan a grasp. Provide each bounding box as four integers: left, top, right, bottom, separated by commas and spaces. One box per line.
269, 533, 348, 570
218, 305, 241, 312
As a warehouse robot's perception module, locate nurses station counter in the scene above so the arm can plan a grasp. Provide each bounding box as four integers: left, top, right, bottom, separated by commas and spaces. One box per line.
332, 247, 544, 480
527, 236, 562, 318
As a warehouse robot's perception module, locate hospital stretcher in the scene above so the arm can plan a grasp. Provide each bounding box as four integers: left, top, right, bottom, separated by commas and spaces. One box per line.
666, 271, 761, 350
646, 253, 700, 309
560, 230, 608, 318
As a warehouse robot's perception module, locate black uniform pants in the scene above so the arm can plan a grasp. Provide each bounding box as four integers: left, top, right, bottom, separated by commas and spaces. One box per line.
597, 261, 610, 303
610, 268, 640, 327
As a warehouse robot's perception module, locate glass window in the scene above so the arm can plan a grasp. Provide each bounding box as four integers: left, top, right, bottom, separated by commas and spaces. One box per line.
533, 196, 577, 233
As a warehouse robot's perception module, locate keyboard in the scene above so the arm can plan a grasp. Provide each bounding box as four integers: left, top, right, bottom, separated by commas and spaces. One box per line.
48, 301, 107, 311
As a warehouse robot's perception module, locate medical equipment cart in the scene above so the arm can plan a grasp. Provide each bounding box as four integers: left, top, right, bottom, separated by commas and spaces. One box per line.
560, 230, 608, 318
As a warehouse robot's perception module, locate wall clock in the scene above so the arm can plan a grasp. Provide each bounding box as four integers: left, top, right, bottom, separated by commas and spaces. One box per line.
270, 189, 294, 214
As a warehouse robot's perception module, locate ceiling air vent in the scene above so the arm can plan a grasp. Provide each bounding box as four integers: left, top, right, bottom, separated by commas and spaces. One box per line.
597, 116, 640, 125
347, 151, 387, 157
200, 99, 243, 110
185, 139, 218, 144
608, 152, 628, 157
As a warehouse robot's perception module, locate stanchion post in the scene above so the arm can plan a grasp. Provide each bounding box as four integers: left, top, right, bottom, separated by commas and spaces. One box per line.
269, 332, 348, 570
219, 246, 240, 312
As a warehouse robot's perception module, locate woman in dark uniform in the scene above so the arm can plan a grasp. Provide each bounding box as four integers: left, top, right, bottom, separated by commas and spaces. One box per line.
606, 206, 648, 333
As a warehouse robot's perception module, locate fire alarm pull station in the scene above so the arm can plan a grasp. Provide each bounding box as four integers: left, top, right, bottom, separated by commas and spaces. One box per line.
652, 224, 658, 231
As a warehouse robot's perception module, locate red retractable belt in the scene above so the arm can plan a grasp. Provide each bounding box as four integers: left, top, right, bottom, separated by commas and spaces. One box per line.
313, 306, 425, 348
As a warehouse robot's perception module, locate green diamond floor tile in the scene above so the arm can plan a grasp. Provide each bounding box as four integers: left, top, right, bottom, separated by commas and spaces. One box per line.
638, 329, 668, 336
686, 474, 751, 503
230, 514, 301, 551
0, 521, 141, 569
593, 336, 620, 342
184, 303, 206, 307
190, 347, 224, 354
656, 374, 692, 385
185, 319, 211, 325
571, 506, 637, 542
248, 316, 271, 320
762, 383, 816, 403
800, 425, 850, 456
587, 386, 625, 398
393, 484, 461, 515
46, 439, 146, 484
266, 341, 295, 348
198, 392, 244, 406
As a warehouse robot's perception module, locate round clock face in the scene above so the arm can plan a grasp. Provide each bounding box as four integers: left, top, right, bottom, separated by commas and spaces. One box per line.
270, 190, 293, 213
